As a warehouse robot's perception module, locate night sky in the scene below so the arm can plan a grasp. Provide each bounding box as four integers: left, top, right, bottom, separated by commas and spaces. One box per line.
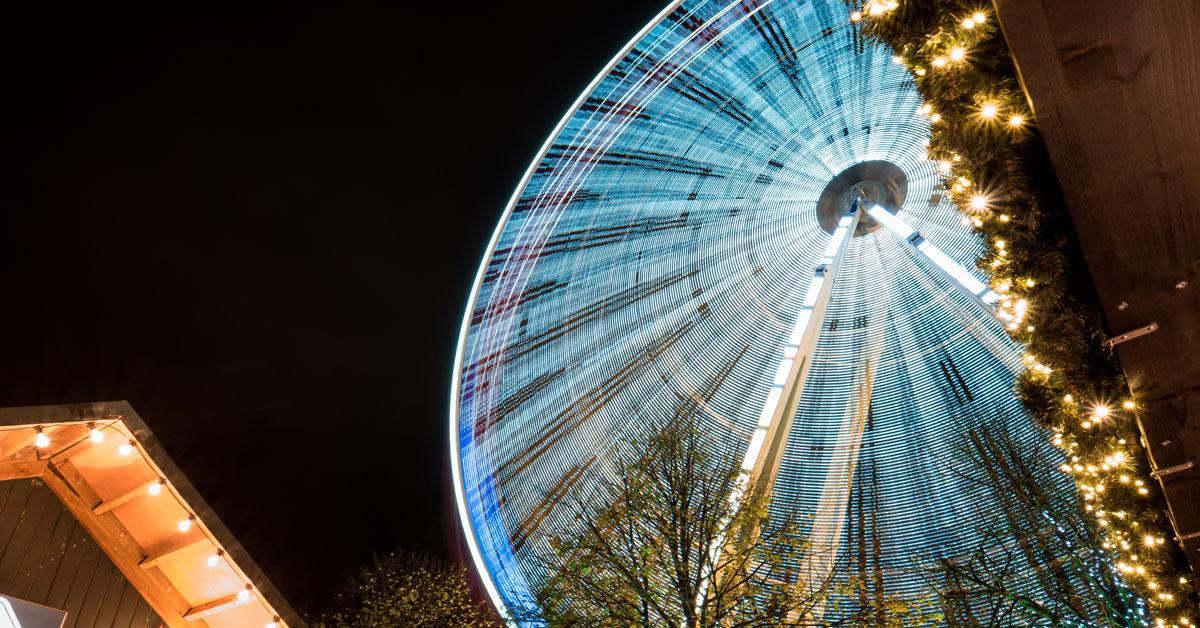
2, 1, 662, 615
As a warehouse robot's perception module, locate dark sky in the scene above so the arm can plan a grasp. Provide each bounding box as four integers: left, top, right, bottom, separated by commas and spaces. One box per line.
2, 0, 662, 615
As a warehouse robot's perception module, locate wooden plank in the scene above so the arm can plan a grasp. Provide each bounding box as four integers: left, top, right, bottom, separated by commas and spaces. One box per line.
60, 534, 103, 628
995, 0, 1200, 576
9, 503, 68, 599
93, 479, 160, 516
93, 561, 127, 627
0, 459, 48, 482
45, 520, 89, 610
0, 478, 34, 562
182, 590, 253, 620
139, 537, 209, 570
25, 507, 77, 604
40, 461, 191, 627
0, 478, 51, 591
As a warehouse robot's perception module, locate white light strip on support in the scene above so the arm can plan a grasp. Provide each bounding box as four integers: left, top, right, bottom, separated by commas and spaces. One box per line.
698, 209, 860, 614
739, 212, 856, 475
865, 205, 1000, 307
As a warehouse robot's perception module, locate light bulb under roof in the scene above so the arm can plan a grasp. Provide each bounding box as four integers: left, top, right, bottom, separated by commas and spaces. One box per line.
89, 423, 105, 443
178, 516, 193, 533
35, 429, 51, 449
238, 586, 252, 602
148, 481, 163, 496
118, 440, 134, 456
207, 549, 224, 568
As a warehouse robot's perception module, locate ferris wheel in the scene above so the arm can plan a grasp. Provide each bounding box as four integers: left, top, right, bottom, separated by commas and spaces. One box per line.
450, 0, 1041, 619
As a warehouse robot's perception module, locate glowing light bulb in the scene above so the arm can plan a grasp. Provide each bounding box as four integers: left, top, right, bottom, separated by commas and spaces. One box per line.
892, 55, 903, 64
118, 440, 134, 456
148, 481, 163, 496
994, 239, 1006, 249
970, 195, 988, 210
265, 619, 280, 628
178, 517, 193, 533
981, 103, 998, 118
949, 47, 966, 61
89, 424, 105, 443
1008, 114, 1025, 127
973, 11, 986, 22
929, 113, 941, 123
850, 10, 862, 21
962, 18, 976, 29
868, 3, 886, 16
1064, 394, 1074, 403
207, 550, 223, 567
919, 103, 932, 115
1123, 400, 1136, 410
1093, 404, 1111, 419
238, 587, 252, 602
932, 56, 947, 68
35, 430, 50, 449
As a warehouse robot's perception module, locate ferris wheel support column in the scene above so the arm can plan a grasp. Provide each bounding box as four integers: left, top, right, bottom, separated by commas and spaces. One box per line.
740, 203, 862, 496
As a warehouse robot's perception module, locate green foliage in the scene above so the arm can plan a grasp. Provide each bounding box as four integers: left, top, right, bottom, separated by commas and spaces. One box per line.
317, 549, 502, 628
856, 0, 1197, 620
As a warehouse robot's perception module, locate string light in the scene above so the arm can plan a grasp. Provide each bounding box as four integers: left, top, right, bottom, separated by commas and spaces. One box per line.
34, 428, 50, 449
207, 549, 224, 568
863, 4, 1195, 619
265, 617, 281, 628
89, 423, 105, 444
118, 439, 135, 456
850, 10, 862, 22
178, 515, 195, 533
148, 480, 163, 496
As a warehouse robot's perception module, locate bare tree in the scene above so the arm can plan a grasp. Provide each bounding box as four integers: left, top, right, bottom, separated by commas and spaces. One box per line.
927, 420, 1147, 626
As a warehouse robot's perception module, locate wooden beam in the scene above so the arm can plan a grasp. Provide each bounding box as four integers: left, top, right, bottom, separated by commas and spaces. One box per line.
93, 479, 161, 515
182, 591, 253, 621
40, 460, 192, 627
139, 537, 210, 570
0, 458, 47, 482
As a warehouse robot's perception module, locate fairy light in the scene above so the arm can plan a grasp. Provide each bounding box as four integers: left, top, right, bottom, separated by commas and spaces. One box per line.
238, 585, 252, 602
178, 515, 195, 533
148, 480, 163, 496
89, 423, 105, 444
869, 3, 1196, 618
207, 549, 224, 568
118, 439, 135, 456
34, 428, 50, 449
850, 10, 862, 21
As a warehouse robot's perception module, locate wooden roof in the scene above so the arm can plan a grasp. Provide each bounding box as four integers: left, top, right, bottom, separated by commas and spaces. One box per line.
0, 402, 302, 627
995, 0, 1200, 577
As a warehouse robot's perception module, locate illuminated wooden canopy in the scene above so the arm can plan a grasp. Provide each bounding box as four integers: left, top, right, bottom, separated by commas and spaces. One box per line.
0, 402, 300, 628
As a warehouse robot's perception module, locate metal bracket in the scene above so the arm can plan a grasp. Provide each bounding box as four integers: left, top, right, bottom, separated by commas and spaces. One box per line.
1105, 322, 1158, 347
1150, 460, 1195, 479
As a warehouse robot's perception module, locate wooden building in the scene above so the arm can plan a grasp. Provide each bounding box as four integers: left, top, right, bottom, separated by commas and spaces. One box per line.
0, 402, 300, 627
